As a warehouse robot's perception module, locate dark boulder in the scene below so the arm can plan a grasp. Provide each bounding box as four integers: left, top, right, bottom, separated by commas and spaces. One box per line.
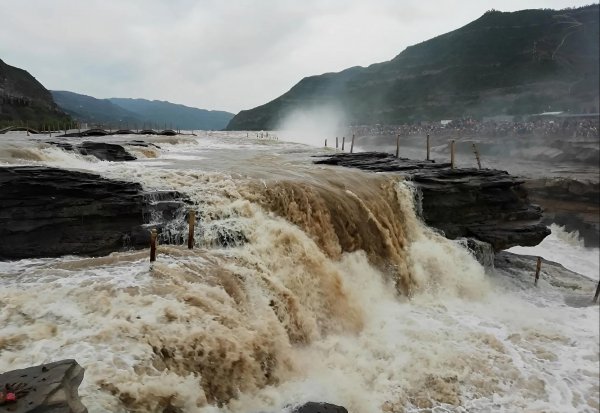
46, 140, 137, 162
292, 402, 348, 413
77, 141, 136, 161
0, 166, 185, 259
0, 359, 87, 413
315, 152, 550, 250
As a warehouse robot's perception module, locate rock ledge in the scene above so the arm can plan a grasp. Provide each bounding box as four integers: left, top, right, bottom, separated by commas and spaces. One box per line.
315, 152, 550, 250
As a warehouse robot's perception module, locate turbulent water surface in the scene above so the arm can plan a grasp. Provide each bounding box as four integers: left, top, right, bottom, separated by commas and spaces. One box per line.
0, 131, 598, 412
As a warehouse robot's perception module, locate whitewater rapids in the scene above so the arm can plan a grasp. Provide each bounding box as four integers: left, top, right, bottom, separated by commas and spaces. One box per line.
0, 131, 598, 412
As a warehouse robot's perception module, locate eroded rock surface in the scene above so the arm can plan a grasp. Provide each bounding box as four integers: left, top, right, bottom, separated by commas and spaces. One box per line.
0, 359, 87, 413
0, 166, 185, 259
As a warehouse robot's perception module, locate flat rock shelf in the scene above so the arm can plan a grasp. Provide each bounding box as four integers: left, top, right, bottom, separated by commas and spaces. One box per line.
0, 166, 186, 259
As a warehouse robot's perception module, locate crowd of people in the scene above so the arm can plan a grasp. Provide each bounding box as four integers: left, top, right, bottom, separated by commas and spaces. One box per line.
351, 117, 599, 140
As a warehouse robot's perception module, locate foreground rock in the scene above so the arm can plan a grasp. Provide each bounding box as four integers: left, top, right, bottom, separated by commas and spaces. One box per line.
0, 360, 87, 413
0, 166, 185, 259
315, 152, 549, 250
495, 251, 598, 306
292, 402, 348, 413
524, 177, 599, 247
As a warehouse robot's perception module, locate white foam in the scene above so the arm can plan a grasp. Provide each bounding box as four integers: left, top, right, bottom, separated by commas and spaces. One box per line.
509, 224, 600, 281
0, 137, 598, 413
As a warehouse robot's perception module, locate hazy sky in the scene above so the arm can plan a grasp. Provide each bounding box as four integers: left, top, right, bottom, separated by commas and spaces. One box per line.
0, 0, 594, 113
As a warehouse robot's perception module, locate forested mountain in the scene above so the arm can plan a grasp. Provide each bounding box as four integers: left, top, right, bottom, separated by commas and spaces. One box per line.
227, 5, 599, 130
0, 59, 70, 128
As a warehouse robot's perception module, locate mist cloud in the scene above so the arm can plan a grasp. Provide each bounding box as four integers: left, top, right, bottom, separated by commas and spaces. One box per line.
276, 105, 348, 147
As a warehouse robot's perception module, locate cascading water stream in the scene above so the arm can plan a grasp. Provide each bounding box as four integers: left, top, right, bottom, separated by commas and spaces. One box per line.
0, 133, 598, 413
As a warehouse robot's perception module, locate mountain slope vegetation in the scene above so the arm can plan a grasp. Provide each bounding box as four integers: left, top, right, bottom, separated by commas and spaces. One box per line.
227, 5, 599, 130
0, 59, 70, 128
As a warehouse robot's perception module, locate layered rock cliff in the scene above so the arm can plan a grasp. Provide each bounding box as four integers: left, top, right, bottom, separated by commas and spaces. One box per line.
315, 152, 550, 250
0, 166, 185, 259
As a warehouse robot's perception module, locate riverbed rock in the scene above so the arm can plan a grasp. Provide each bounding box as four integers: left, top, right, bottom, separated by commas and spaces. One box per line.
46, 141, 136, 161
77, 141, 136, 161
292, 402, 348, 413
315, 152, 549, 250
0, 359, 87, 413
0, 166, 185, 259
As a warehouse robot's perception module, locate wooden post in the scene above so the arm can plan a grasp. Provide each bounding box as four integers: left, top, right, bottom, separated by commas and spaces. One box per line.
593, 281, 600, 303
324, 138, 327, 148
350, 134, 355, 153
534, 256, 542, 285
450, 139, 456, 169
342, 136, 345, 151
188, 210, 196, 249
426, 133, 430, 161
395, 134, 400, 158
472, 143, 482, 170
150, 229, 157, 262
336, 136, 339, 149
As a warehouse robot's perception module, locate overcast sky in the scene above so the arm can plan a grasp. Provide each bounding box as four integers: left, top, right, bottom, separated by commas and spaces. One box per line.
0, 0, 595, 113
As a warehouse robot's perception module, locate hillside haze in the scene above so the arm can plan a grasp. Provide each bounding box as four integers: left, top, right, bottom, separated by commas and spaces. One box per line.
0, 59, 70, 127
110, 98, 234, 131
52, 91, 235, 130
227, 5, 599, 130
51, 91, 141, 126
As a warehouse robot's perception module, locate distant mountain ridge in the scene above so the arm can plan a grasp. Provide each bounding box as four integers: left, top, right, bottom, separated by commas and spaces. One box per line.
109, 98, 234, 130
51, 91, 140, 126
0, 59, 70, 128
226, 5, 600, 130
52, 91, 234, 130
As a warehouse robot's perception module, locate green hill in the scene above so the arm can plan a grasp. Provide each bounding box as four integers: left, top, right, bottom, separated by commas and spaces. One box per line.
227, 5, 599, 130
0, 59, 71, 128
52, 91, 235, 130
